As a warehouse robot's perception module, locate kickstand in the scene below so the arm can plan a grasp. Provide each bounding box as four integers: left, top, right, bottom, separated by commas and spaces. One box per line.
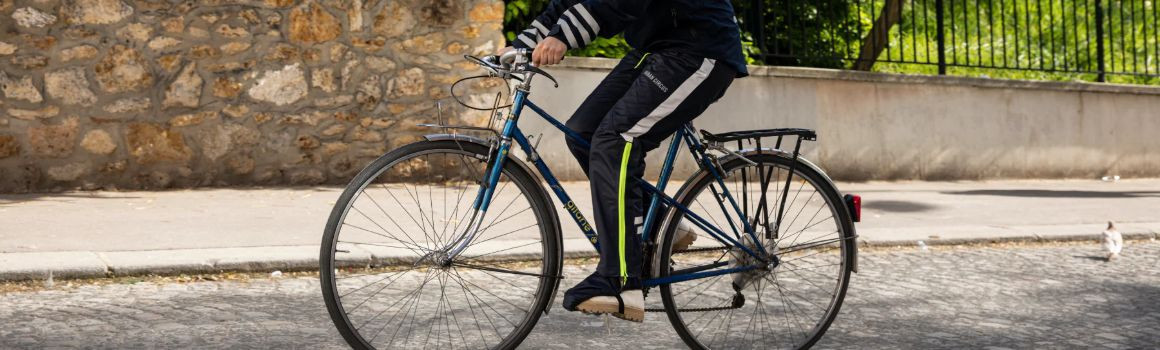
604, 314, 612, 336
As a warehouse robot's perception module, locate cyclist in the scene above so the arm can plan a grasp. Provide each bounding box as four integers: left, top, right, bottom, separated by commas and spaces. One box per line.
501, 0, 748, 322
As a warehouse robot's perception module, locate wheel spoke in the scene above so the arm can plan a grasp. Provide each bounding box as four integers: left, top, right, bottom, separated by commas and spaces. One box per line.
452, 261, 557, 280
661, 155, 851, 350
322, 145, 552, 349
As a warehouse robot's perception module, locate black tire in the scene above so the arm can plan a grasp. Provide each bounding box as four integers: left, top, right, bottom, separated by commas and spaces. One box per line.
656, 153, 855, 350
321, 140, 561, 350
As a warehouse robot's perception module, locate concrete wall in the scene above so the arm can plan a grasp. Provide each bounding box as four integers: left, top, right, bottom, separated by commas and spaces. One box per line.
0, 0, 507, 192
524, 57, 1160, 181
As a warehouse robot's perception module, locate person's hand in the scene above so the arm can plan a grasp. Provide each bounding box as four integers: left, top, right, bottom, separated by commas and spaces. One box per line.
532, 37, 567, 66
497, 46, 515, 57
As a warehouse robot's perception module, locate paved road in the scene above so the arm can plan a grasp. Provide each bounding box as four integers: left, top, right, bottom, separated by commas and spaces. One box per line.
2, 241, 1158, 349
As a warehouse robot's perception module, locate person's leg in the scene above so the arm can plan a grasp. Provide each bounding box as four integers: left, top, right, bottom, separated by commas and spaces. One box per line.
565, 51, 647, 176
563, 50, 737, 320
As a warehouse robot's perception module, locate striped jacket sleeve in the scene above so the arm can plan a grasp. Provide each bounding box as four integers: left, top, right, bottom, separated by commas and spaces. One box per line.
511, 0, 583, 49
513, 0, 651, 50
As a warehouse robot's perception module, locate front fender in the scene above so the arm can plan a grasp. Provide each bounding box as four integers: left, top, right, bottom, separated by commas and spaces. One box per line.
422, 133, 494, 146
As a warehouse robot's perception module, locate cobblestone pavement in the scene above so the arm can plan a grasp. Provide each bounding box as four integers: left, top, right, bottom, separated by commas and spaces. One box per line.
1, 241, 1158, 349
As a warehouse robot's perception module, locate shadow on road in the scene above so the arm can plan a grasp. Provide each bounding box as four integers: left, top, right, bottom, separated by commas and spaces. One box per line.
861, 200, 939, 213
1072, 255, 1109, 262
0, 193, 144, 206
943, 189, 1160, 198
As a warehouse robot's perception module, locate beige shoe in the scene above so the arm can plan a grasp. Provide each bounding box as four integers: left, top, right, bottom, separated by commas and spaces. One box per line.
575, 289, 645, 322
672, 220, 698, 251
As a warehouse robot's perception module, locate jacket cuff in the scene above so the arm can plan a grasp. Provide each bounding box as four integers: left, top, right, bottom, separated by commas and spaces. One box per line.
513, 29, 539, 49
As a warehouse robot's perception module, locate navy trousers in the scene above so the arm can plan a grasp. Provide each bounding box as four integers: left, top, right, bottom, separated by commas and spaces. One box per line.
564, 49, 736, 286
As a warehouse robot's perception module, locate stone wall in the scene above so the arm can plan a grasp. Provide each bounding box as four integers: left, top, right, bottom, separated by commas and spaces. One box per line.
0, 0, 505, 192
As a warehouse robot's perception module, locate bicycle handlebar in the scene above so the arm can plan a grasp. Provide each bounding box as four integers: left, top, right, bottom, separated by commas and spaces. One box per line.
464, 49, 558, 89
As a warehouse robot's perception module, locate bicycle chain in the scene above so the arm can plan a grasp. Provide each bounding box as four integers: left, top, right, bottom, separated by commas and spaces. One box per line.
672, 246, 730, 254
645, 289, 746, 313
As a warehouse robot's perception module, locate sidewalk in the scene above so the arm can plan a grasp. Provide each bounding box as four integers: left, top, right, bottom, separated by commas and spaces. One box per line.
1, 179, 1157, 281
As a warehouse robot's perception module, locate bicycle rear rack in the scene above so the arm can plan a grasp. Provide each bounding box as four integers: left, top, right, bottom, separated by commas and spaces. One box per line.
699, 128, 816, 143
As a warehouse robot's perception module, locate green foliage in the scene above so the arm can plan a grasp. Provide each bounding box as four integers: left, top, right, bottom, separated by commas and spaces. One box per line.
734, 0, 863, 68
503, 0, 1159, 85
869, 0, 1160, 84
503, 0, 549, 42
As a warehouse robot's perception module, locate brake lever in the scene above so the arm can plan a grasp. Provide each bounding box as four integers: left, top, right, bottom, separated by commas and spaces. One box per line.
481, 55, 502, 67
464, 55, 489, 67
464, 55, 504, 76
525, 65, 559, 88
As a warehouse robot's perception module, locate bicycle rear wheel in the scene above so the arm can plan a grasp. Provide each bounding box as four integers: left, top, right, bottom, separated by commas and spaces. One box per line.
657, 153, 855, 350
320, 140, 561, 350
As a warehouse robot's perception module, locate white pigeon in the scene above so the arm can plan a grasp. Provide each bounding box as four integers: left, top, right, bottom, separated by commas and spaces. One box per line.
43, 270, 54, 289
1102, 221, 1124, 261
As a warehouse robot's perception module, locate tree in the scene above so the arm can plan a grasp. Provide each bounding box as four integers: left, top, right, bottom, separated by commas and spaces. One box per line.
853, 0, 902, 70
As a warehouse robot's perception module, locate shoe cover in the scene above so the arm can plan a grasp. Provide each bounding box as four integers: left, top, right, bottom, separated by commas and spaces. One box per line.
562, 273, 641, 311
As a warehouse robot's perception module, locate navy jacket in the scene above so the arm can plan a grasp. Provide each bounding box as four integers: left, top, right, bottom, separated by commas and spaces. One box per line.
511, 0, 749, 77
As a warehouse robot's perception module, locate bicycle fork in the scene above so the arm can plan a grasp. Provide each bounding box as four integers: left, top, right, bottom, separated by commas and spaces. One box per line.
439, 93, 527, 264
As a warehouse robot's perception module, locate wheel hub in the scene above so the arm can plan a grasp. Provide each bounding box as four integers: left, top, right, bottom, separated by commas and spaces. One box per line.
415, 250, 453, 269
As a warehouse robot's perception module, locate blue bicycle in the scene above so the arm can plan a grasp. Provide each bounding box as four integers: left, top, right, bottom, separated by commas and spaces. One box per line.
320, 50, 861, 350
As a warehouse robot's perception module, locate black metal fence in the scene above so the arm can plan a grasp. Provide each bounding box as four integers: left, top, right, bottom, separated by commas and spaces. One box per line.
736, 0, 1160, 82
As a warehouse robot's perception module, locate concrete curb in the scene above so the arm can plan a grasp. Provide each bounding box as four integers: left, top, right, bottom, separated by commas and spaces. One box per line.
859, 230, 1159, 247
1, 233, 1155, 282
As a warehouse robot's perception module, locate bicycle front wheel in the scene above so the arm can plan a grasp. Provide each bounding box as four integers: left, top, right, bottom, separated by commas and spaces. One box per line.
320, 140, 561, 350
657, 153, 856, 350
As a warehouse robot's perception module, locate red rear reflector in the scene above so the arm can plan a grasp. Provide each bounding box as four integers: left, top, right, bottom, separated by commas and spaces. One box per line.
844, 194, 861, 222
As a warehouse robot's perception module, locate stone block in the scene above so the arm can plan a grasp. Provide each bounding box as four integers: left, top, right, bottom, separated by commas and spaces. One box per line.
45, 67, 98, 106
287, 2, 341, 44
12, 7, 56, 28
126, 123, 191, 164
163, 63, 203, 109
0, 134, 19, 158
248, 64, 307, 106
94, 45, 153, 93
372, 2, 414, 38
27, 118, 79, 157
62, 0, 134, 25
60, 45, 99, 62
0, 71, 43, 103
81, 129, 117, 155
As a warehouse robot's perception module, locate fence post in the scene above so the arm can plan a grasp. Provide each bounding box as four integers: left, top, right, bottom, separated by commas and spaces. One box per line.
1094, 0, 1106, 82
753, 0, 766, 61
936, 0, 946, 75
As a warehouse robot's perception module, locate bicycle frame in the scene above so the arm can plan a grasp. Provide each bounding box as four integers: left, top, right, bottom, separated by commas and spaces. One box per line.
449, 88, 771, 288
